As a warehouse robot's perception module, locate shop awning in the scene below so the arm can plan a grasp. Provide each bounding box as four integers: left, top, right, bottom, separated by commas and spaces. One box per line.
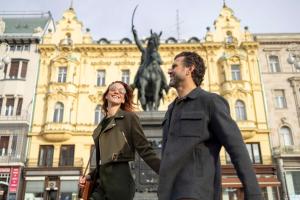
222, 177, 281, 188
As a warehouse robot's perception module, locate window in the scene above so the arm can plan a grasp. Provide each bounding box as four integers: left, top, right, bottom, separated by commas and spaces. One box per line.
0, 97, 2, 115
0, 136, 18, 157
235, 100, 247, 121
94, 105, 102, 125
24, 45, 30, 51
38, 145, 54, 167
269, 55, 281, 72
53, 102, 64, 123
59, 145, 75, 166
286, 171, 300, 199
5, 97, 14, 116
96, 70, 105, 86
121, 70, 130, 84
274, 90, 287, 108
231, 65, 241, 80
6, 59, 29, 79
60, 180, 79, 199
226, 31, 234, 44
16, 45, 22, 51
246, 143, 262, 164
16, 98, 23, 116
9, 45, 15, 51
24, 181, 44, 199
0, 136, 9, 156
20, 61, 28, 78
280, 126, 293, 146
9, 60, 19, 79
58, 67, 67, 83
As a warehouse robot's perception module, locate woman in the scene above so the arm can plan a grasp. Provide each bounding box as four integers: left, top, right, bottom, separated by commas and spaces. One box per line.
79, 81, 160, 200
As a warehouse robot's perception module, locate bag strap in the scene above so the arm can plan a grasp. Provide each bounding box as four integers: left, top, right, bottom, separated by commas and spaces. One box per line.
83, 147, 95, 176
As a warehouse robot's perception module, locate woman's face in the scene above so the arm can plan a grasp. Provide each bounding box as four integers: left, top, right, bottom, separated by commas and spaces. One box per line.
105, 83, 126, 106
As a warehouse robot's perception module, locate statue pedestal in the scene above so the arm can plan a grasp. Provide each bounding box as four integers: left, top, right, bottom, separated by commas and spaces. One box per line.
136, 111, 165, 137
133, 111, 165, 197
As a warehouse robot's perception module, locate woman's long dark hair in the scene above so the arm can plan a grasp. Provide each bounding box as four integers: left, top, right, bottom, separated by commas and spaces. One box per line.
102, 81, 135, 113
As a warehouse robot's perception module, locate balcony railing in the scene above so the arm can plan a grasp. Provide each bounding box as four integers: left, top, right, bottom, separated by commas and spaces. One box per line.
0, 154, 26, 164
26, 157, 83, 168
0, 110, 30, 123
273, 145, 300, 157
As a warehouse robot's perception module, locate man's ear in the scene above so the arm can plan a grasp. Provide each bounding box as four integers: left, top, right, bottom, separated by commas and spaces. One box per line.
189, 65, 195, 73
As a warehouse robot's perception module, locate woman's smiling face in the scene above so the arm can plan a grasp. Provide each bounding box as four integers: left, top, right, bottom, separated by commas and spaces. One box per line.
105, 82, 126, 106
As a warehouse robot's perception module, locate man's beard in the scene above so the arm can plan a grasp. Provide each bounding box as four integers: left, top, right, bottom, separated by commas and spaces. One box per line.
169, 74, 183, 88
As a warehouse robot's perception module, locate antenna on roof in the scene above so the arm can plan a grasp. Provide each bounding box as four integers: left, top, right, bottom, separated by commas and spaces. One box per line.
176, 9, 181, 40
70, 0, 74, 10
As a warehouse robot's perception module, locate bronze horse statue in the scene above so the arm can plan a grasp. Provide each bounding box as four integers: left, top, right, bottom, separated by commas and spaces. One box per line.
132, 26, 169, 111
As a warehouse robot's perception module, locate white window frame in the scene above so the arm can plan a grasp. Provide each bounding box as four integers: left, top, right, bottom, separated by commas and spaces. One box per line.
280, 126, 294, 146
235, 100, 247, 121
96, 70, 106, 86
121, 70, 130, 84
269, 55, 281, 73
58, 67, 67, 83
274, 90, 287, 108
53, 102, 64, 123
231, 64, 241, 80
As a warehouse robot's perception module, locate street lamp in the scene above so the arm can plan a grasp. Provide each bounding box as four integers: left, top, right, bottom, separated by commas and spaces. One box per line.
0, 42, 10, 70
287, 43, 300, 70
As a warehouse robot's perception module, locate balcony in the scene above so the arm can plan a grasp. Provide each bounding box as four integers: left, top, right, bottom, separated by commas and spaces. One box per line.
0, 153, 26, 165
42, 122, 75, 142
26, 157, 83, 168
0, 111, 30, 124
273, 145, 300, 157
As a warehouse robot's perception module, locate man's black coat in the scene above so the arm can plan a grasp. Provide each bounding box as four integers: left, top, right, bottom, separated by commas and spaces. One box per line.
158, 88, 261, 200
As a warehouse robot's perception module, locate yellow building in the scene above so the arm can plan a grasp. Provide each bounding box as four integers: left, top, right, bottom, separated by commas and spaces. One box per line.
23, 4, 279, 200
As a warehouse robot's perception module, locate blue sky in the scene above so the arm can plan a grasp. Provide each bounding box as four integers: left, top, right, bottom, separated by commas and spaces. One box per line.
1, 0, 299, 41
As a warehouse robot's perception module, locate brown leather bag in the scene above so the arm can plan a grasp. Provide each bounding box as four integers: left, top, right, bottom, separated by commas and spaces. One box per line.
80, 179, 93, 200
79, 148, 95, 200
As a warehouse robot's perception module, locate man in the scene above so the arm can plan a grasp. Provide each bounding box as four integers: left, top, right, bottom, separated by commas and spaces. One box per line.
158, 52, 261, 200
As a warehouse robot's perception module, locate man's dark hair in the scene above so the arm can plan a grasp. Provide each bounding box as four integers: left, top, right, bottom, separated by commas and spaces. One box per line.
174, 51, 206, 86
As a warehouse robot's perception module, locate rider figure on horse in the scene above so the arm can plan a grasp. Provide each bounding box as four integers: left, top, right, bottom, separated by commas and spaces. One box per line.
132, 26, 169, 111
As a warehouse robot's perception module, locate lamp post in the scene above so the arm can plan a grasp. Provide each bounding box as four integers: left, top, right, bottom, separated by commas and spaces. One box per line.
287, 43, 300, 70
0, 42, 10, 70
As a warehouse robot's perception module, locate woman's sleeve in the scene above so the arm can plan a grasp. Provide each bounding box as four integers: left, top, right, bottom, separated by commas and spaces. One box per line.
130, 113, 161, 174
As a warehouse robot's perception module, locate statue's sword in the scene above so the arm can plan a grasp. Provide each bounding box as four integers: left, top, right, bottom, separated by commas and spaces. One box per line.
131, 5, 139, 29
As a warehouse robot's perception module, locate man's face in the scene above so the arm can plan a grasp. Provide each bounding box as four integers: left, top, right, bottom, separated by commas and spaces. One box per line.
168, 56, 189, 88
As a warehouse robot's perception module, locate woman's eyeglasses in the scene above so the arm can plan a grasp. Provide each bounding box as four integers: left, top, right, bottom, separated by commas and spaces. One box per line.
108, 85, 126, 94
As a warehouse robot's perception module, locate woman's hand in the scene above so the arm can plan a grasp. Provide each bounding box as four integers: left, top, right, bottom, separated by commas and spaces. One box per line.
79, 175, 91, 188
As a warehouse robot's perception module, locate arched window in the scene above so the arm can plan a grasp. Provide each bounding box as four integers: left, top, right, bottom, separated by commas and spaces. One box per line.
53, 102, 64, 123
94, 105, 103, 125
280, 126, 294, 146
235, 100, 247, 121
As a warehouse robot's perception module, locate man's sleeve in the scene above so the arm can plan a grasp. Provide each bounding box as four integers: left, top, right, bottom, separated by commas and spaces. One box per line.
209, 94, 262, 200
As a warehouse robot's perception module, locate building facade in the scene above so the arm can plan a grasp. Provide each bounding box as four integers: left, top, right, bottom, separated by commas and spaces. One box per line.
0, 12, 54, 200
256, 33, 300, 200
24, 4, 279, 200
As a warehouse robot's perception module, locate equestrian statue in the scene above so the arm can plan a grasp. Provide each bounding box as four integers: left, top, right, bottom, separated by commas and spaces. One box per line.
131, 6, 169, 111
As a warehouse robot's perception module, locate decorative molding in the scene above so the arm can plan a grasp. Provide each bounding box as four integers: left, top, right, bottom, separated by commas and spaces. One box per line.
88, 91, 104, 104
